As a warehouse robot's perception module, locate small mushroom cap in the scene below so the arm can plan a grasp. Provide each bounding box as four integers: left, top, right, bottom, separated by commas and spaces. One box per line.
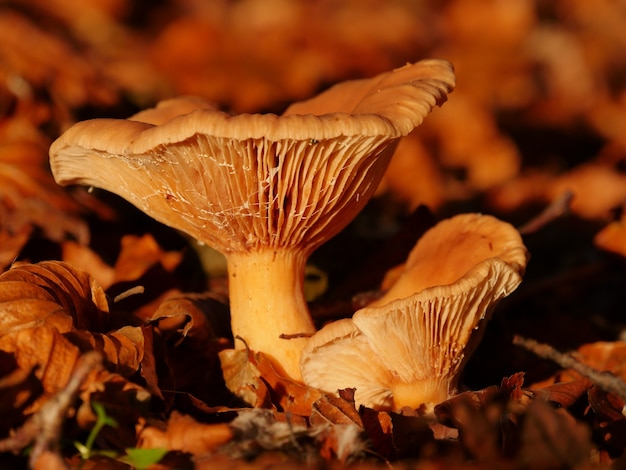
300, 214, 529, 410
370, 213, 528, 307
49, 60, 454, 254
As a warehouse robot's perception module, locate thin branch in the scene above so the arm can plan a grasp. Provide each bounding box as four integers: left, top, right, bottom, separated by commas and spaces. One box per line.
513, 335, 626, 402
0, 351, 103, 466
518, 190, 573, 235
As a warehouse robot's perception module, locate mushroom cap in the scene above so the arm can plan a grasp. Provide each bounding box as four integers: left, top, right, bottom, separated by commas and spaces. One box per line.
49, 60, 454, 254
370, 213, 528, 307
300, 214, 528, 410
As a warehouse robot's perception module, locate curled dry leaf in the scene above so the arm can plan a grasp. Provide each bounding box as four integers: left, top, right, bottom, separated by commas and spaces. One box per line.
150, 292, 231, 403
0, 261, 109, 334
0, 327, 81, 409
0, 261, 156, 421
220, 347, 324, 416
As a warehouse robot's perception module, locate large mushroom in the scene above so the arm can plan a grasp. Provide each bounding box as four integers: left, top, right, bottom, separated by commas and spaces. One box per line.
49, 60, 455, 380
300, 213, 528, 409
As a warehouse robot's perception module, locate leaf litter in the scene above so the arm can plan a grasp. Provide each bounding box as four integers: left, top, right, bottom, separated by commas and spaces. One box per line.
3, 0, 626, 468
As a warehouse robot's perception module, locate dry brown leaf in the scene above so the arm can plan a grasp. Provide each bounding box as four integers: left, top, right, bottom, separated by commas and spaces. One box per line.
150, 292, 230, 344
138, 411, 233, 456
0, 261, 109, 333
64, 326, 145, 378
549, 163, 626, 220
587, 386, 626, 458
360, 406, 436, 462
309, 389, 362, 428
361, 407, 395, 460
518, 399, 592, 469
0, 261, 159, 423
112, 234, 183, 284
316, 423, 366, 463
219, 349, 274, 410
0, 354, 41, 436
150, 293, 230, 403
61, 241, 116, 290
0, 326, 81, 409
532, 379, 593, 408
219, 348, 324, 416
595, 213, 626, 257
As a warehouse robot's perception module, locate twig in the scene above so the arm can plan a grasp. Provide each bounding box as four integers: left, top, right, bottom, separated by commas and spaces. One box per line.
513, 335, 626, 402
113, 285, 145, 303
518, 190, 573, 235
0, 351, 102, 466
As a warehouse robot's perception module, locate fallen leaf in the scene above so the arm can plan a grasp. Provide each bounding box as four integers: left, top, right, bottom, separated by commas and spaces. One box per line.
0, 326, 81, 405
219, 348, 324, 417
150, 293, 230, 404
532, 378, 593, 408
137, 411, 233, 456
587, 386, 626, 458
0, 353, 41, 436
309, 389, 362, 427
112, 234, 183, 284
518, 399, 592, 469
219, 349, 272, 410
61, 241, 116, 290
0, 261, 109, 333
64, 326, 145, 378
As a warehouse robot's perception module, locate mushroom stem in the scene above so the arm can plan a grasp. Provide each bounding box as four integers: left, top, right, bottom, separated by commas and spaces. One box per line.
226, 248, 315, 380
391, 378, 451, 411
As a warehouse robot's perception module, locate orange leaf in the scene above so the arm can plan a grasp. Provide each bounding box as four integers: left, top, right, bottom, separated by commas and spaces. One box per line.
309, 390, 362, 427
0, 261, 109, 332
113, 234, 183, 284
138, 411, 233, 456
0, 327, 81, 408
64, 326, 144, 377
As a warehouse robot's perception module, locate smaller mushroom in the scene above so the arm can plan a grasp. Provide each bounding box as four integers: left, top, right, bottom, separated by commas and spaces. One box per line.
300, 213, 528, 411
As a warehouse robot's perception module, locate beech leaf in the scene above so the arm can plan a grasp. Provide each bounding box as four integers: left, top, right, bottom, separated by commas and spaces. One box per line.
137, 411, 232, 456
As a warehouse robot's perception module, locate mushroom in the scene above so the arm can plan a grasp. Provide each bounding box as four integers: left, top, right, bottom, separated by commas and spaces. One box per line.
49, 60, 455, 379
300, 213, 528, 409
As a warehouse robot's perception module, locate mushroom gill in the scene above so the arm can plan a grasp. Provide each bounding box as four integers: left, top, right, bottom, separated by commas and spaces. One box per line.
49, 60, 455, 380
300, 214, 528, 409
